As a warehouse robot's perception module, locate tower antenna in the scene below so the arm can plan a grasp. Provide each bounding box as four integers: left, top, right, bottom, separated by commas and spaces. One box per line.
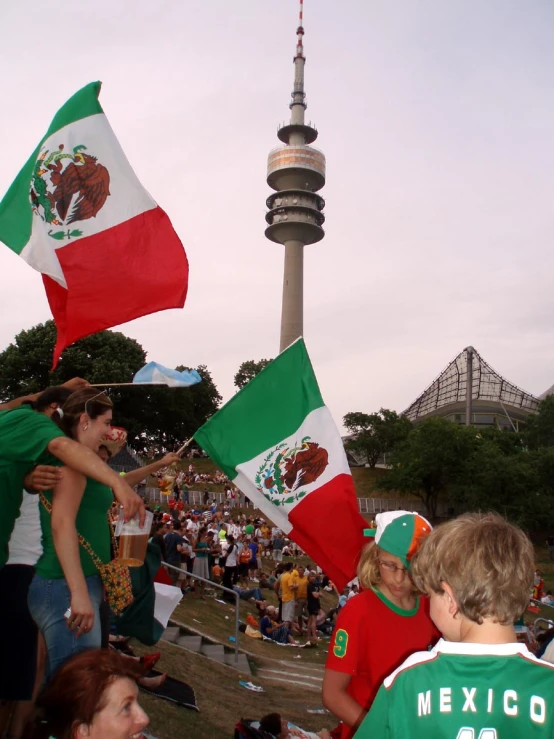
265, 0, 326, 353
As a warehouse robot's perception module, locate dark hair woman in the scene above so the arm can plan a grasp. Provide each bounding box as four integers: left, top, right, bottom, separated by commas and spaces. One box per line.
35, 648, 149, 739
28, 389, 116, 679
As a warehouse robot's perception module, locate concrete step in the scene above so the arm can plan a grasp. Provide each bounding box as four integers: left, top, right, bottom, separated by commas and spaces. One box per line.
200, 643, 226, 663
176, 635, 203, 653
224, 651, 251, 674
161, 626, 180, 644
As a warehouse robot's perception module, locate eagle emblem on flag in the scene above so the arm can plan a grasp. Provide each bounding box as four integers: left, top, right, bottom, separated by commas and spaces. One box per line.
254, 437, 329, 506
30, 144, 110, 241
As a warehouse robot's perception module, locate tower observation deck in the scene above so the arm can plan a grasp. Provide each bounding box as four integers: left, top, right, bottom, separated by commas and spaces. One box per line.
265, 0, 326, 353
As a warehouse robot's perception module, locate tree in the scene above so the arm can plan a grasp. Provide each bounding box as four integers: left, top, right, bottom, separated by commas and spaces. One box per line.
378, 417, 477, 519
343, 409, 412, 468
0, 321, 222, 453
0, 321, 146, 400
234, 358, 272, 389
524, 395, 554, 450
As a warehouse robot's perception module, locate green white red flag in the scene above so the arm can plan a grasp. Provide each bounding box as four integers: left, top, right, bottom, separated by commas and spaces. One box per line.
194, 339, 367, 590
0, 81, 188, 367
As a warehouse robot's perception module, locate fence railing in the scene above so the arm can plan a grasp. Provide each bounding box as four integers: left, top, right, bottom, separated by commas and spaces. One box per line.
144, 488, 252, 508
144, 487, 437, 516
162, 561, 240, 665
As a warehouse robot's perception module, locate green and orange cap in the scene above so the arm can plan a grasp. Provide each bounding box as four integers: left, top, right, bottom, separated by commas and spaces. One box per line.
364, 510, 432, 568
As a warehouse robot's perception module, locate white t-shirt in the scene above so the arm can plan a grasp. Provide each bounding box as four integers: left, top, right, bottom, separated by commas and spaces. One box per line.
186, 520, 199, 535
225, 543, 238, 567
7, 491, 43, 566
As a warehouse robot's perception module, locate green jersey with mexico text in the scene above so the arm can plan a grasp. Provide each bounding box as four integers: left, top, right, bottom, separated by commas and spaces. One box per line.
355, 639, 554, 739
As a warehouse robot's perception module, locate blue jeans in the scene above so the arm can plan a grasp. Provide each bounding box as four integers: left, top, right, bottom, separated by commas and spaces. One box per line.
28, 574, 103, 679
235, 587, 263, 601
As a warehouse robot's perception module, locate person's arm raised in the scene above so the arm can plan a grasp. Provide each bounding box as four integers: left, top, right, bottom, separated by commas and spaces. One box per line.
123, 452, 181, 488
47, 436, 145, 523
0, 377, 90, 411
0, 393, 40, 411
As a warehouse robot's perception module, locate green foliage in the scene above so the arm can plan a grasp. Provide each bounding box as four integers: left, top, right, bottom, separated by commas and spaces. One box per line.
343, 409, 412, 468
378, 417, 477, 518
379, 412, 554, 528
525, 395, 554, 450
234, 358, 272, 389
0, 321, 222, 454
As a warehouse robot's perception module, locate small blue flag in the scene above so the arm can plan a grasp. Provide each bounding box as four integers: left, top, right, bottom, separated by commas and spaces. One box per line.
133, 361, 202, 388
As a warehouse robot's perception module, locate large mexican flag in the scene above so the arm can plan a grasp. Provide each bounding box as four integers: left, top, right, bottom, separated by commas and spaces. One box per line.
0, 81, 188, 367
194, 339, 366, 590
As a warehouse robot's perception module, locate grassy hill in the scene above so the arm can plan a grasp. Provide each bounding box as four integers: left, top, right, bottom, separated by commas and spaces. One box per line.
152, 455, 413, 500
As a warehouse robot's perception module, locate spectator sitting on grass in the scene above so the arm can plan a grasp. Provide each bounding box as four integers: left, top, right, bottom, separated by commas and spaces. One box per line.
541, 590, 554, 606
260, 606, 297, 645
258, 572, 271, 589
233, 584, 264, 601
260, 711, 331, 738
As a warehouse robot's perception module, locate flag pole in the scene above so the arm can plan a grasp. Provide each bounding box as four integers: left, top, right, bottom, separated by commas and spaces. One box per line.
89, 382, 170, 387
176, 438, 193, 456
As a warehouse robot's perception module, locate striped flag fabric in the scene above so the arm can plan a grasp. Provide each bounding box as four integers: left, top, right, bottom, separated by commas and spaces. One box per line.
194, 339, 367, 590
133, 361, 202, 387
0, 81, 189, 367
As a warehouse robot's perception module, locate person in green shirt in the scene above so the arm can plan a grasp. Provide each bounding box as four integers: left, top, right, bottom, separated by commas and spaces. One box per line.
355, 513, 554, 739
0, 383, 145, 571
27, 388, 129, 679
0, 377, 88, 411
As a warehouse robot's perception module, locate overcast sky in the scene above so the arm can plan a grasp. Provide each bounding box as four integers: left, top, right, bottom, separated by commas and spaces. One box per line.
1, 0, 553, 429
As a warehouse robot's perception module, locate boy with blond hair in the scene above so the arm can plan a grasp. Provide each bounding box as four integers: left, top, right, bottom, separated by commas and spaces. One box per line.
355, 512, 554, 738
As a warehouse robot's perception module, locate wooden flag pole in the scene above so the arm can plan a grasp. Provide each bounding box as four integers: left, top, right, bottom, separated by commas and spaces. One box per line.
89, 382, 169, 387
176, 438, 193, 456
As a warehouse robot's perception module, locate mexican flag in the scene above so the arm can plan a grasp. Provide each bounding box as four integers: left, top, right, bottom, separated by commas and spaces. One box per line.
115, 544, 182, 646
194, 339, 367, 590
0, 82, 188, 367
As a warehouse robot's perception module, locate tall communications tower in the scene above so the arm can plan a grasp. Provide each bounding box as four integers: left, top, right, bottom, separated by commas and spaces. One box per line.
265, 0, 326, 353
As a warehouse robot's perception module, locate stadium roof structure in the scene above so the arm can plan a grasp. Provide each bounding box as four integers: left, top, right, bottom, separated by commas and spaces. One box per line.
403, 346, 540, 425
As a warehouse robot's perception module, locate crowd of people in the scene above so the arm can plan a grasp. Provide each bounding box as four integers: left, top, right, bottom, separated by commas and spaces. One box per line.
2, 380, 554, 739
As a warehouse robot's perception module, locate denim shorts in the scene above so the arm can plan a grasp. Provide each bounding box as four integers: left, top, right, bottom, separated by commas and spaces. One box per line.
28, 573, 103, 680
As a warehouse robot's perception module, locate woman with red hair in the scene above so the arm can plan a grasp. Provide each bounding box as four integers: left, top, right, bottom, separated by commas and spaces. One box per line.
35, 648, 149, 739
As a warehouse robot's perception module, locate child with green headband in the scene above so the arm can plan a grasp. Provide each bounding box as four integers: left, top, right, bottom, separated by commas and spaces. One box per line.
323, 510, 438, 739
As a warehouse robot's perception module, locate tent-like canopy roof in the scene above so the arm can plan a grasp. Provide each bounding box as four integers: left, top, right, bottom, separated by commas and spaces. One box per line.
403, 346, 540, 422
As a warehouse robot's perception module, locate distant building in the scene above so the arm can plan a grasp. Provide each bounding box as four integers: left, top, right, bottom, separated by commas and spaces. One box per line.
403, 346, 540, 431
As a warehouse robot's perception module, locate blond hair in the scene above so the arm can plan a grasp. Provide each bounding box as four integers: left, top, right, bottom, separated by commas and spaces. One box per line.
357, 541, 419, 593
357, 540, 381, 590
412, 513, 534, 625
